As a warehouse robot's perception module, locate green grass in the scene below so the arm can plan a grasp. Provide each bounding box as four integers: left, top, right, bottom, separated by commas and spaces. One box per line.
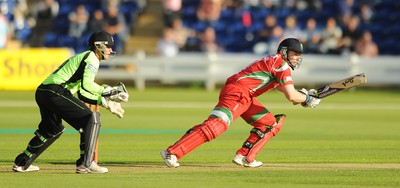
0, 88, 399, 187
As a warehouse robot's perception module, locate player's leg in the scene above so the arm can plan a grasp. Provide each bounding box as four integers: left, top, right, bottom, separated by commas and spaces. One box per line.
234, 99, 286, 167
13, 129, 64, 172
63, 105, 108, 174
13, 87, 66, 172
161, 84, 251, 167
161, 116, 228, 167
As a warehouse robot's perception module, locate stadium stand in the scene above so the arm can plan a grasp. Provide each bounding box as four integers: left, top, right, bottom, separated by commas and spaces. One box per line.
0, 0, 399, 55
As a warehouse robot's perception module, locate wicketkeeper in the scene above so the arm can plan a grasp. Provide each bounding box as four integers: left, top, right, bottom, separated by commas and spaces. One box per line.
161, 38, 321, 168
13, 31, 129, 173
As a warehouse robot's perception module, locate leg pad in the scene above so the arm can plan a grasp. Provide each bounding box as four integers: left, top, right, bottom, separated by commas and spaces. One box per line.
244, 114, 286, 162
168, 117, 228, 159
83, 112, 101, 167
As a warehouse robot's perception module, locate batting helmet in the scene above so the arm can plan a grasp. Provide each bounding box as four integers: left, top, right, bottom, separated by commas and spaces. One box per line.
277, 38, 303, 69
277, 38, 303, 54
88, 31, 115, 59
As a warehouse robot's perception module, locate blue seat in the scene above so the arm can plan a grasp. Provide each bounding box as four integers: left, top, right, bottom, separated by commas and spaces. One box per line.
52, 16, 70, 35
250, 8, 271, 23
119, 1, 138, 26
43, 32, 59, 47
58, 2, 77, 16
59, 35, 78, 48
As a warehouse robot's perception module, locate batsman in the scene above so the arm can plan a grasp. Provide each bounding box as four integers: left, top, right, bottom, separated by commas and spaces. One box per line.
13, 31, 129, 173
161, 38, 321, 168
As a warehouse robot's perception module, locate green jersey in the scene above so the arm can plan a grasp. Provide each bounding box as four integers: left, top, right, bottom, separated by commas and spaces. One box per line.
42, 50, 105, 104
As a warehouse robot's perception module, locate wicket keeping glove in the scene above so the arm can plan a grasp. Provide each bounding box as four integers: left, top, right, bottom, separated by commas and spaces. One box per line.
108, 101, 125, 118
102, 82, 129, 103
100, 97, 124, 118
301, 89, 321, 108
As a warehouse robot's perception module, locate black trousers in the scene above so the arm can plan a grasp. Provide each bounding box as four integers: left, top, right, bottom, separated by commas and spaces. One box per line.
35, 84, 93, 138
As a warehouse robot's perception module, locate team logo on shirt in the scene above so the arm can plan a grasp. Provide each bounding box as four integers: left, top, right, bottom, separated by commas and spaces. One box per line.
87, 64, 97, 74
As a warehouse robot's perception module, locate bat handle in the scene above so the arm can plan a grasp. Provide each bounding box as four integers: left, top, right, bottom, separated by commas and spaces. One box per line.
309, 94, 321, 99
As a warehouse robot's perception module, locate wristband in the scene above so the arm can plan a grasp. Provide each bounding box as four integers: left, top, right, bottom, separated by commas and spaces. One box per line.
304, 94, 311, 103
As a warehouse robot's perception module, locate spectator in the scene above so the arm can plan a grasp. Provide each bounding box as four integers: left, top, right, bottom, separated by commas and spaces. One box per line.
301, 18, 322, 54
337, 0, 355, 17
358, 2, 374, 28
27, 0, 59, 47
68, 4, 89, 38
254, 25, 283, 55
103, 4, 129, 54
170, 18, 194, 51
242, 0, 259, 8
162, 0, 182, 28
157, 28, 179, 57
339, 15, 363, 54
302, 0, 322, 12
101, 0, 120, 8
259, 0, 280, 10
135, 0, 147, 14
267, 25, 284, 53
197, 0, 223, 25
0, 13, 10, 49
198, 26, 221, 53
257, 14, 277, 42
87, 9, 106, 34
355, 31, 378, 57
223, 0, 242, 11
336, 0, 355, 28
320, 17, 342, 54
282, 15, 302, 39
12, 3, 32, 44
253, 14, 279, 54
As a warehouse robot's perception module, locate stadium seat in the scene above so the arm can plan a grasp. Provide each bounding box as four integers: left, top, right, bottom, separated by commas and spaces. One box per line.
43, 32, 59, 47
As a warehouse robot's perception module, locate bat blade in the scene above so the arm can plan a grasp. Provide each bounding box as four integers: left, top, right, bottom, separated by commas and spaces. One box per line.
314, 73, 367, 98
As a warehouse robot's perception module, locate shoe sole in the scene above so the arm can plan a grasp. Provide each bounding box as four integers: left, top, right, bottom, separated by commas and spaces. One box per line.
232, 159, 262, 168
76, 169, 108, 174
232, 159, 244, 166
12, 165, 40, 172
243, 164, 263, 168
76, 165, 108, 174
160, 150, 179, 168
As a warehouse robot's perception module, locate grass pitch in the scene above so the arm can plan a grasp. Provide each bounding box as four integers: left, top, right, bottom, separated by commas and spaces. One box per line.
0, 87, 399, 188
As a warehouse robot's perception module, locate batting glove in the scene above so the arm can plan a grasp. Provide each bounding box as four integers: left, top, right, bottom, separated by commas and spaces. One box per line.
301, 89, 321, 108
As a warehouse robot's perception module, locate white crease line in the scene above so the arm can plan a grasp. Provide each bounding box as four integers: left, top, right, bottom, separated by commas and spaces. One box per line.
0, 101, 399, 110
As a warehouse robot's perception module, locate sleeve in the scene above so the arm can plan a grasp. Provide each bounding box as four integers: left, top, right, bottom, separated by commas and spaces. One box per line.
274, 61, 294, 86
78, 53, 105, 104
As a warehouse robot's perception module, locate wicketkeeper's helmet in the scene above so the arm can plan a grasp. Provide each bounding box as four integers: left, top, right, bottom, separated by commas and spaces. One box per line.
277, 38, 303, 69
88, 31, 115, 59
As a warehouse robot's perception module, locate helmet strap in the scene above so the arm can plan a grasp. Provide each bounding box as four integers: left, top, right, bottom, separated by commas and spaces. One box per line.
280, 48, 295, 70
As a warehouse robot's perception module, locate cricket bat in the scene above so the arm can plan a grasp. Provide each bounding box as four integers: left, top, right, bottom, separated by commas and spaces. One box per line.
312, 73, 367, 98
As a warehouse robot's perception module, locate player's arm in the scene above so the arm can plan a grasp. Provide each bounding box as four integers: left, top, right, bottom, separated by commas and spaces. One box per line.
277, 84, 321, 108
276, 84, 307, 104
79, 60, 104, 104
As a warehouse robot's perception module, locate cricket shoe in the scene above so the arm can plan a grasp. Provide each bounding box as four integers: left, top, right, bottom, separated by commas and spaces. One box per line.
12, 164, 40, 172
76, 162, 108, 174
232, 154, 263, 168
160, 150, 180, 168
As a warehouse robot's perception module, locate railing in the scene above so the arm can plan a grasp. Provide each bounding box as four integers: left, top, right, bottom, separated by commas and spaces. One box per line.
96, 53, 400, 90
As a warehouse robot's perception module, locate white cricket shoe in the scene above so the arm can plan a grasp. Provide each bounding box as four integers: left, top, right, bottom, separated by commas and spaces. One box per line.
160, 150, 180, 168
13, 164, 40, 172
76, 162, 108, 174
232, 154, 263, 168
